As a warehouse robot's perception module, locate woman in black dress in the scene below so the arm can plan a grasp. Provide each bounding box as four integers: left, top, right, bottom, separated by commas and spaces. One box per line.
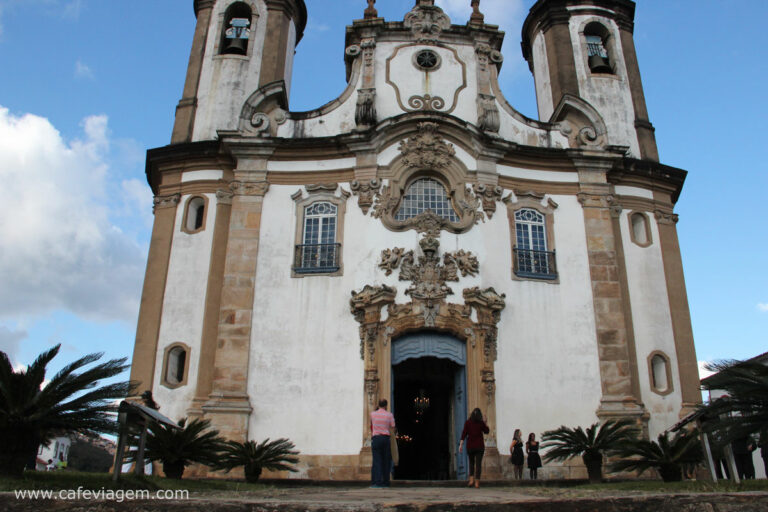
526, 432, 542, 479
509, 429, 524, 480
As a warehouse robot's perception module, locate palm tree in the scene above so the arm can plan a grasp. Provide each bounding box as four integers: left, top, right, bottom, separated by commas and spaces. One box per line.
699, 360, 768, 442
611, 429, 703, 482
541, 419, 637, 483
137, 417, 224, 479
0, 345, 131, 478
216, 438, 300, 482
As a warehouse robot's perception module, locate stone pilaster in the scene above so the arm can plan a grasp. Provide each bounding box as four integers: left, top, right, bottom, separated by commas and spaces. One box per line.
576, 159, 646, 425
202, 162, 270, 440
654, 208, 701, 417
129, 193, 180, 394
188, 189, 233, 418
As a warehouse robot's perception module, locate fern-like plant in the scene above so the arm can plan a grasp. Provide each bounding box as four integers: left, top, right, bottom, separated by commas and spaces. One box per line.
541, 419, 637, 483
611, 429, 703, 482
217, 438, 300, 482
137, 417, 225, 479
0, 345, 131, 478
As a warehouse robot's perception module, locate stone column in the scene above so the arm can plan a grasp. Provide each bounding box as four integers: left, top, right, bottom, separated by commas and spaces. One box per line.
576, 159, 646, 425
188, 189, 233, 418
171, 1, 213, 144
202, 161, 270, 441
129, 193, 180, 394
654, 208, 701, 417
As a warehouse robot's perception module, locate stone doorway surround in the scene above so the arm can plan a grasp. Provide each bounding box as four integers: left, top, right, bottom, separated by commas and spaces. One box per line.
350, 236, 506, 480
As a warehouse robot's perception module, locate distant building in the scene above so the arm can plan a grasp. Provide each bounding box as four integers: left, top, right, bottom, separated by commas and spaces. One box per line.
35, 436, 70, 471
130, 0, 700, 480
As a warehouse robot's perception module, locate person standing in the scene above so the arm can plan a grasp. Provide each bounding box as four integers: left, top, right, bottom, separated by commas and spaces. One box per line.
459, 408, 489, 488
526, 433, 542, 480
760, 430, 768, 478
370, 398, 396, 488
509, 429, 524, 480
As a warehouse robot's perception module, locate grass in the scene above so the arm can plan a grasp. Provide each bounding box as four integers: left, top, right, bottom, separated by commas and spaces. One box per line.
0, 470, 269, 493
512, 479, 768, 499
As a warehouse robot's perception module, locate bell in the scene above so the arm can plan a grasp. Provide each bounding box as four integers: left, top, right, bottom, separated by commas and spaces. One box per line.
223, 37, 247, 55
588, 54, 612, 74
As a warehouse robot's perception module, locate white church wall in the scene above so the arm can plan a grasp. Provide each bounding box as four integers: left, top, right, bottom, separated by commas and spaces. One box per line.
569, 15, 641, 159
619, 209, 683, 438
497, 164, 578, 183
495, 195, 603, 448
152, 192, 218, 422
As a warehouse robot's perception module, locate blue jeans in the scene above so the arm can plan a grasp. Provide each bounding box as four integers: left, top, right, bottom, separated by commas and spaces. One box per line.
371, 435, 391, 486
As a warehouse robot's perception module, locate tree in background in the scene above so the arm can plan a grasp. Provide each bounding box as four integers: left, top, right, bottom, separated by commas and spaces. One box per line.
0, 345, 131, 478
217, 438, 299, 483
541, 419, 637, 483
68, 439, 114, 473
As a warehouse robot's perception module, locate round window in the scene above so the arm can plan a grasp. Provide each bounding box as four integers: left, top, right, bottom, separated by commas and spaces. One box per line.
414, 49, 440, 71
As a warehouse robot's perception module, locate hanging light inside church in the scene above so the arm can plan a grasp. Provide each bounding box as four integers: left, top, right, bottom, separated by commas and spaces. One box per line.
414, 388, 430, 423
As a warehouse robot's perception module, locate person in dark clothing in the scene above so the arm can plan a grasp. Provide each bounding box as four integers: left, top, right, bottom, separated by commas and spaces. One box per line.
459, 408, 489, 488
760, 430, 768, 478
509, 429, 525, 480
526, 432, 542, 479
732, 436, 756, 480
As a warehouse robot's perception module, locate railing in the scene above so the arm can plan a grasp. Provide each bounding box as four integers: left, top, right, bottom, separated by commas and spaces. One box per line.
513, 248, 557, 280
293, 243, 341, 274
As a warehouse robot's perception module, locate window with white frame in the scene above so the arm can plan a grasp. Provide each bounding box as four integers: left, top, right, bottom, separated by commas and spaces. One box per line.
395, 178, 459, 222
514, 208, 556, 278
295, 201, 339, 273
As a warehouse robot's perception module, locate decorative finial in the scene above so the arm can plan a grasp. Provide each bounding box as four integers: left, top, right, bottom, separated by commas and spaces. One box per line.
364, 0, 378, 19
469, 0, 484, 26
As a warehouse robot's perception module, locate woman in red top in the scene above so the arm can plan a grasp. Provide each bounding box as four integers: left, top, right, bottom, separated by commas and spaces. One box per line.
459, 408, 489, 488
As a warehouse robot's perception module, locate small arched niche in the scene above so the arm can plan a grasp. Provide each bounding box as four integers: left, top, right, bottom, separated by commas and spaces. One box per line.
182, 196, 207, 234
220, 2, 253, 56
648, 351, 673, 396
629, 211, 652, 247
162, 343, 190, 389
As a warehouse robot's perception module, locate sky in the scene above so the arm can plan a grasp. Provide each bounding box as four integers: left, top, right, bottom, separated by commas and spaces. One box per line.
0, 0, 765, 385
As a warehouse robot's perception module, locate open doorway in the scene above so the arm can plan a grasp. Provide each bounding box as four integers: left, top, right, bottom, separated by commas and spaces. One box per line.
393, 356, 463, 480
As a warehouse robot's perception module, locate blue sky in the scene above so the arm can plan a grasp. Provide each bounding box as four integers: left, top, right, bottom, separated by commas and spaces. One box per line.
0, 0, 765, 383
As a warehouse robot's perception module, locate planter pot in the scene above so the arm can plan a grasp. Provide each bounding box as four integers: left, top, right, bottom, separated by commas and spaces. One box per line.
244, 463, 263, 483
163, 460, 185, 479
658, 464, 682, 482
582, 453, 603, 484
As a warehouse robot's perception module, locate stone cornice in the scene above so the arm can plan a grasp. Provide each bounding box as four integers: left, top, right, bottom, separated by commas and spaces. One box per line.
609, 158, 687, 204
145, 141, 232, 195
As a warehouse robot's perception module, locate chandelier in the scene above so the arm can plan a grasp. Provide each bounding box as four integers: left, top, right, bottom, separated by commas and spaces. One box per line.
413, 389, 430, 423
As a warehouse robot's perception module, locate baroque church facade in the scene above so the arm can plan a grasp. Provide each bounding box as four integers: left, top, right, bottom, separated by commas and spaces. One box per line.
130, 0, 700, 480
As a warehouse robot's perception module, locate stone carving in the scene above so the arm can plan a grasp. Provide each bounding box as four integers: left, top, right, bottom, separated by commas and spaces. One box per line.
379, 247, 406, 275
577, 192, 615, 209
477, 94, 500, 133
350, 178, 380, 215
364, 369, 378, 410
305, 183, 338, 193
469, 0, 484, 26
408, 94, 445, 111
654, 210, 679, 225
482, 370, 496, 403
473, 183, 503, 218
250, 112, 271, 136
364, 0, 377, 19
463, 286, 506, 327
230, 181, 269, 197
444, 250, 479, 277
399, 122, 456, 170
215, 189, 234, 205
355, 88, 377, 127
350, 284, 396, 322
404, 0, 451, 42
464, 326, 476, 348
153, 193, 180, 212
345, 44, 361, 58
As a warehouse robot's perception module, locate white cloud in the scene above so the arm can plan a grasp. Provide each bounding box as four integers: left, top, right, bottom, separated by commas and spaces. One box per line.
62, 0, 82, 20
698, 360, 715, 380
75, 59, 94, 79
0, 325, 27, 364
0, 107, 146, 324
757, 303, 768, 312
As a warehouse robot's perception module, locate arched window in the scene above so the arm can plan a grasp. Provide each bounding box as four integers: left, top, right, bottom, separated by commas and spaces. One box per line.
629, 212, 652, 247
648, 351, 673, 395
295, 202, 339, 273
220, 2, 253, 56
183, 196, 206, 233
162, 343, 189, 388
395, 178, 459, 222
584, 23, 613, 74
514, 208, 555, 278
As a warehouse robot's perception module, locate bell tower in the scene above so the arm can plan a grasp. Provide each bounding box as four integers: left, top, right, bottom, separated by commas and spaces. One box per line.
521, 0, 658, 161
172, 0, 307, 144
